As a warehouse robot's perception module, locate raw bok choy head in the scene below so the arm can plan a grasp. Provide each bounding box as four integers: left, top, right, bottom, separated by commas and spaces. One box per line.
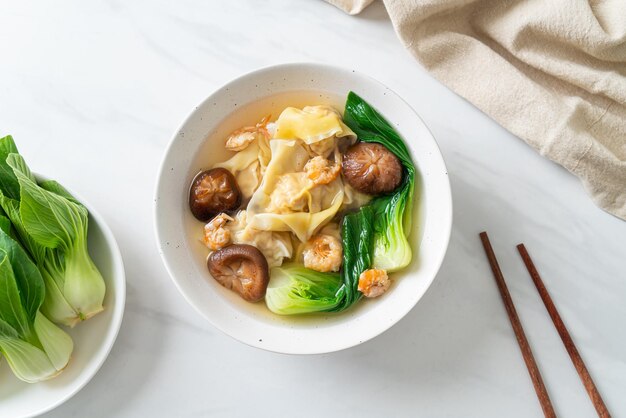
0, 136, 106, 327
0, 215, 73, 383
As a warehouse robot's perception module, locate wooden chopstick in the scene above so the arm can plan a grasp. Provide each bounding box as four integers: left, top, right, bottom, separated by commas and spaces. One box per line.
517, 244, 611, 418
479, 232, 556, 418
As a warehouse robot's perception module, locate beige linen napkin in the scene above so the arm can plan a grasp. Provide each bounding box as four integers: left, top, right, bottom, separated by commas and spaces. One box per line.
329, 0, 626, 220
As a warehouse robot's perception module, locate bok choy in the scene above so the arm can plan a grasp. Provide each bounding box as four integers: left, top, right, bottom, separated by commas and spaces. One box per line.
0, 215, 73, 382
344, 91, 415, 272
0, 135, 106, 327
266, 265, 343, 314
333, 205, 374, 310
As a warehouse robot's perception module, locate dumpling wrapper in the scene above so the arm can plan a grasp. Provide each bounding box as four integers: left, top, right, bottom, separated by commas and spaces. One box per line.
247, 139, 344, 242
226, 210, 292, 268
273, 106, 356, 157
341, 183, 372, 212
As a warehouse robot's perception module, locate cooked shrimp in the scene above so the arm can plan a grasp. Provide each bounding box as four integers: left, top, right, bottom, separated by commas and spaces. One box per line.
268, 173, 311, 213
225, 131, 257, 151
203, 213, 234, 250
302, 233, 343, 272
225, 115, 271, 151
358, 269, 390, 298
304, 156, 341, 186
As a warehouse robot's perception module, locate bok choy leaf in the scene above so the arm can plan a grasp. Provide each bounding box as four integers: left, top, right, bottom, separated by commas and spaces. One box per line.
333, 205, 374, 310
0, 215, 73, 382
266, 265, 343, 314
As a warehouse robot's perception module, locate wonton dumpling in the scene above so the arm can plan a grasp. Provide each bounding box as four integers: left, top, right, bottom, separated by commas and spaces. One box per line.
247, 139, 344, 242
268, 172, 311, 213
235, 160, 261, 199
273, 106, 356, 157
227, 210, 292, 268
214, 133, 271, 199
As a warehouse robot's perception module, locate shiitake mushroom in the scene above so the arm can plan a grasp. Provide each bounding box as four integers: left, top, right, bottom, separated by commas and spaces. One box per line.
342, 142, 402, 195
207, 244, 269, 302
189, 168, 241, 222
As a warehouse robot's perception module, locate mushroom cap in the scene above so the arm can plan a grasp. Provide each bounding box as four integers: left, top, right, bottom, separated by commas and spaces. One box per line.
189, 168, 241, 221
342, 142, 403, 195
207, 244, 270, 302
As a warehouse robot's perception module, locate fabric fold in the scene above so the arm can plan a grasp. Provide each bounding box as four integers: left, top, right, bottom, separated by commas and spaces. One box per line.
328, 0, 626, 219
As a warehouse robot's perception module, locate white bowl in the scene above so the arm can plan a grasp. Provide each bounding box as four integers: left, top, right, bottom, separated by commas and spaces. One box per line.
155, 63, 451, 354
0, 177, 126, 418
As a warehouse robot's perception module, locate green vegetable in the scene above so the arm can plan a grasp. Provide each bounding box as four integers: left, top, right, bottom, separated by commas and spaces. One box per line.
265, 265, 343, 314
0, 136, 21, 200
344, 91, 415, 272
0, 215, 73, 383
0, 135, 105, 327
334, 205, 374, 309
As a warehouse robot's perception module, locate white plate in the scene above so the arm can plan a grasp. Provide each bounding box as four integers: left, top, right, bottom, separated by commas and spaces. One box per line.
155, 63, 452, 354
0, 178, 126, 418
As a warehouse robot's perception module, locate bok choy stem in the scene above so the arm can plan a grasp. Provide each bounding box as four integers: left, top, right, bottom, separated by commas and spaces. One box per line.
0, 215, 73, 382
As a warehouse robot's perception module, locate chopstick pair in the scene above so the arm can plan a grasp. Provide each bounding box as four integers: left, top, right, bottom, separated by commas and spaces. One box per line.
479, 232, 610, 418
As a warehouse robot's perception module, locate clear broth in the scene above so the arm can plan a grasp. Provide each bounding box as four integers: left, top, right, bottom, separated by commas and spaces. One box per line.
184, 90, 422, 327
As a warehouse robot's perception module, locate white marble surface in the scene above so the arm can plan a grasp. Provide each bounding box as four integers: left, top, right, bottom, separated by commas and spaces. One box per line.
1, 1, 625, 417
